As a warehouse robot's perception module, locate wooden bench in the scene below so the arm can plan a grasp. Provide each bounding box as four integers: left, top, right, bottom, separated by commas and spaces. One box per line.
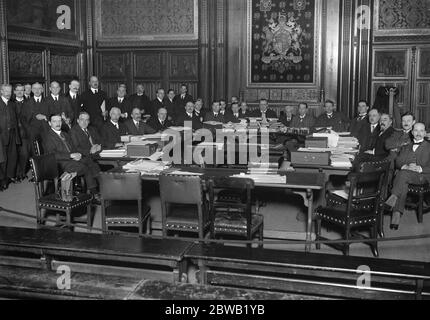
184, 243, 430, 300
0, 227, 193, 283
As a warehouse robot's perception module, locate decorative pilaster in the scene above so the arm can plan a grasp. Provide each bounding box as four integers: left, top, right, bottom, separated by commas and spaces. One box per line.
199, 0, 210, 107
215, 0, 227, 99
0, 0, 9, 83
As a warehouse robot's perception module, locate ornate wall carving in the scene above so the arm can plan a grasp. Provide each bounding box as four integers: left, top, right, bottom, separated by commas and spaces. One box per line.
51, 54, 77, 76
170, 53, 197, 80
8, 50, 43, 77
135, 53, 162, 78
100, 53, 126, 78
95, 0, 198, 42
375, 0, 430, 35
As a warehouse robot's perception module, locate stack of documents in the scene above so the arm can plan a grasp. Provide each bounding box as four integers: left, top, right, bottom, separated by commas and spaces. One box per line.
231, 172, 286, 184
99, 149, 127, 158
330, 154, 353, 168
313, 132, 339, 148
338, 136, 359, 149
123, 159, 170, 175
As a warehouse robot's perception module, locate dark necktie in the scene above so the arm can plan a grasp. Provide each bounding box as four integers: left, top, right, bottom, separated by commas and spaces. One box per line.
59, 133, 71, 153
84, 128, 93, 145
135, 121, 139, 130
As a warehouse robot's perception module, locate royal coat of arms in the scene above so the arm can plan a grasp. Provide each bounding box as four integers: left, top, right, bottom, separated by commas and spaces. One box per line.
251, 0, 316, 84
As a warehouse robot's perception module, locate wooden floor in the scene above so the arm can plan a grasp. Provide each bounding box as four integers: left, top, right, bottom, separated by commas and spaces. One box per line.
0, 179, 429, 262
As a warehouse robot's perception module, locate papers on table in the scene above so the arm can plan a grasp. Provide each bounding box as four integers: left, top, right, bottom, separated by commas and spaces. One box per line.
142, 133, 163, 140
330, 154, 353, 168
166, 170, 203, 176
99, 149, 126, 158
231, 172, 286, 184
123, 159, 170, 175
338, 136, 359, 149
313, 132, 339, 148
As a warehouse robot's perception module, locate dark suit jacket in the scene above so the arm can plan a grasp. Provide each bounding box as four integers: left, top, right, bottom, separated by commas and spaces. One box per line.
176, 112, 203, 130
173, 93, 194, 110
350, 115, 369, 138
396, 140, 430, 176
130, 93, 151, 112
70, 125, 101, 157
42, 129, 76, 161
358, 123, 381, 151
0, 99, 20, 146
21, 97, 50, 140
374, 126, 395, 157
101, 121, 127, 149
151, 98, 165, 117
124, 119, 156, 135
314, 112, 349, 132
193, 109, 206, 123
107, 97, 133, 117
45, 95, 74, 123
290, 114, 315, 129
224, 111, 242, 124
385, 129, 413, 152
204, 112, 225, 123
147, 118, 173, 132
14, 99, 28, 139
250, 109, 278, 119
66, 93, 83, 124
163, 97, 178, 120
81, 89, 108, 129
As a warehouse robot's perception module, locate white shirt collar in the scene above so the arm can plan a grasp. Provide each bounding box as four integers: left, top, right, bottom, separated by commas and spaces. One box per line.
51, 94, 59, 100
187, 112, 193, 117
327, 113, 333, 117
91, 88, 98, 94
159, 118, 164, 123
414, 139, 424, 144
300, 115, 306, 119
1, 96, 8, 104
34, 96, 41, 102
52, 128, 62, 135
118, 97, 123, 102
157, 97, 163, 103
70, 92, 76, 98
137, 93, 143, 96
16, 97, 24, 102
133, 119, 139, 125
110, 120, 119, 127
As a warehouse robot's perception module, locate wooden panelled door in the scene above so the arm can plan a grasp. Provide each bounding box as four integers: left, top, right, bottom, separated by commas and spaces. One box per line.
97, 50, 198, 100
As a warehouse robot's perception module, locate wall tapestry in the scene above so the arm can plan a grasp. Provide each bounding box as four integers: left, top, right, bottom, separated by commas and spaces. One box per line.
249, 0, 316, 85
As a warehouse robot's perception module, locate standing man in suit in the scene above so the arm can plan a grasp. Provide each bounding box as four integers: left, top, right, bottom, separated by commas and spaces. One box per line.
46, 81, 74, 132
290, 103, 315, 129
350, 100, 370, 138
81, 76, 108, 134
0, 84, 21, 191
67, 79, 83, 125
250, 99, 278, 120
176, 102, 202, 130
147, 107, 173, 132
193, 98, 206, 123
163, 89, 177, 121
100, 107, 127, 149
279, 105, 295, 127
385, 123, 430, 230
314, 100, 349, 132
151, 88, 166, 118
124, 107, 156, 135
22, 82, 49, 150
357, 108, 381, 151
70, 112, 102, 158
13, 84, 30, 182
174, 84, 194, 111
385, 112, 415, 154
43, 114, 100, 202
130, 84, 151, 114
204, 101, 225, 123
224, 103, 242, 124
107, 85, 132, 120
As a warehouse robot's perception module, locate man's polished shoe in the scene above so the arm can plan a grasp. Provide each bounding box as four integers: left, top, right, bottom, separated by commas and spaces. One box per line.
390, 211, 402, 230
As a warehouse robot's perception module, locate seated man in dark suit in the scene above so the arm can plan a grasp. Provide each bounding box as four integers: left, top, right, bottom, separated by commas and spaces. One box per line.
45, 81, 74, 132
176, 101, 202, 130
100, 107, 127, 149
147, 107, 173, 132
385, 123, 430, 230
151, 88, 166, 118
314, 99, 349, 132
224, 102, 242, 124
250, 98, 278, 120
385, 112, 415, 154
359, 113, 395, 160
124, 107, 156, 135
204, 101, 225, 123
239, 102, 252, 118
279, 105, 295, 127
350, 100, 370, 138
43, 114, 100, 201
357, 108, 381, 151
289, 102, 315, 129
70, 112, 102, 158
107, 85, 132, 120
193, 98, 206, 123
129, 84, 151, 114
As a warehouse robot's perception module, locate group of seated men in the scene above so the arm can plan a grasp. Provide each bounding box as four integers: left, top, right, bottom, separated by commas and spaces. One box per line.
0, 77, 429, 230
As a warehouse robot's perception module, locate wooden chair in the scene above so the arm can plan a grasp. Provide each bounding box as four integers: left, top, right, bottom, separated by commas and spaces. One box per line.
406, 183, 430, 223
207, 177, 263, 248
159, 173, 210, 239
99, 171, 151, 235
314, 168, 387, 257
30, 154, 93, 230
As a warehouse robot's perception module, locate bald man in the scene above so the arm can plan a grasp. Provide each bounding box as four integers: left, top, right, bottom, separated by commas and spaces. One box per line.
100, 107, 127, 149
81, 76, 108, 132
385, 123, 430, 230
46, 81, 74, 132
